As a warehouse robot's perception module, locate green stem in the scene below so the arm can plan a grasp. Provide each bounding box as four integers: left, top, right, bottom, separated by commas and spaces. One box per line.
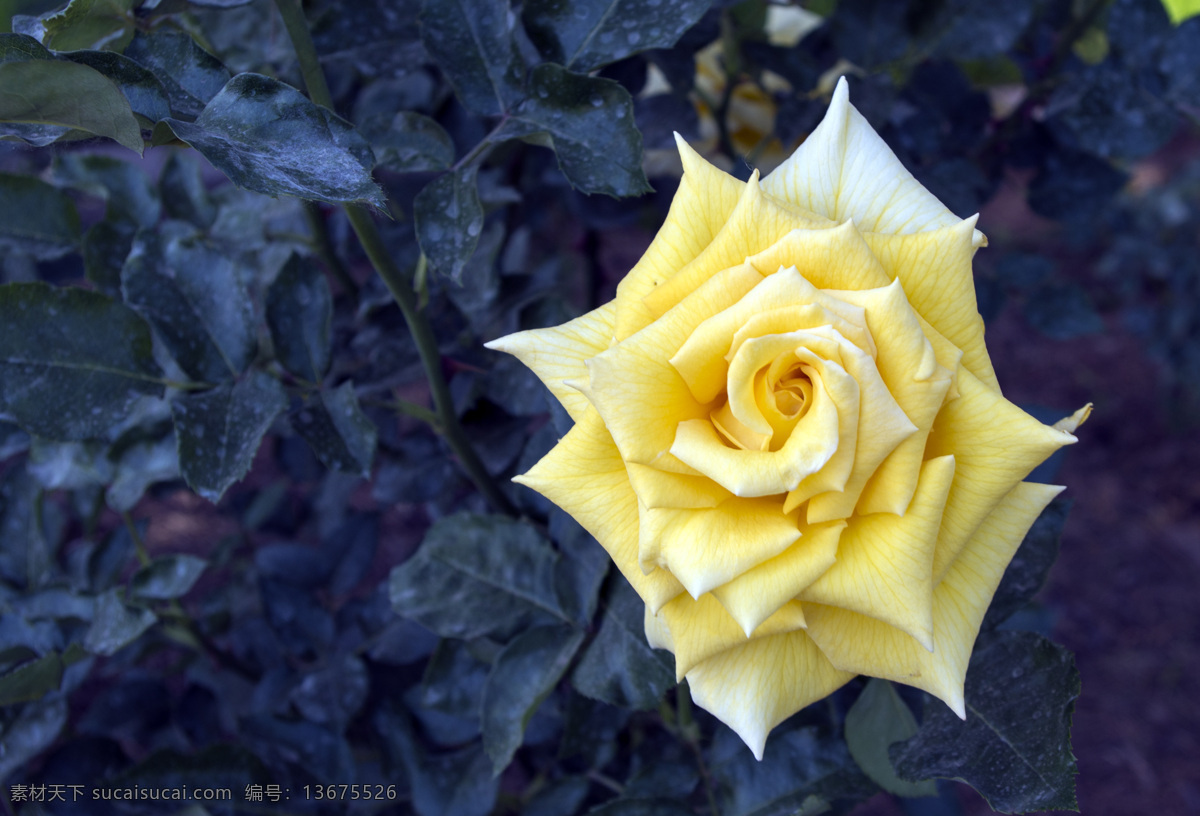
275, 0, 334, 111
272, 0, 517, 517
678, 681, 720, 816
302, 200, 359, 295
122, 510, 150, 567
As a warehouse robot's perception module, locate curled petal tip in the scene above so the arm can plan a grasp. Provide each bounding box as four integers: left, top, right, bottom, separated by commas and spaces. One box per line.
1053, 403, 1093, 433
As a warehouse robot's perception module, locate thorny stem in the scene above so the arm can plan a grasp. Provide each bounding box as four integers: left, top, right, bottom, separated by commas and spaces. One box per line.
272, 0, 517, 517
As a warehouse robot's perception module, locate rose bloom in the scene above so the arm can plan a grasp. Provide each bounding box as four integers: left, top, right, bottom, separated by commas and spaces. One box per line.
488, 78, 1089, 759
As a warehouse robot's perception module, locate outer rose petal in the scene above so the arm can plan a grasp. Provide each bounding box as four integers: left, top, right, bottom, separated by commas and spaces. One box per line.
762, 77, 986, 245
515, 409, 684, 613
861, 218, 998, 391
804, 481, 1064, 716
928, 369, 1077, 581
615, 136, 746, 340
685, 629, 855, 761
657, 593, 808, 679
801, 455, 956, 650
634, 172, 833, 330
711, 519, 845, 636
484, 301, 616, 422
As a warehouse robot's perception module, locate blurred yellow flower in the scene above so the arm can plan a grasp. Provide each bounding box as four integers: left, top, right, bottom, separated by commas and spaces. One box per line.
488, 78, 1088, 759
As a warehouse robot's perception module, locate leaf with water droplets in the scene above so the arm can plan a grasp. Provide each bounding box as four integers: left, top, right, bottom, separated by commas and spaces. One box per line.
523, 0, 713, 72
0, 282, 163, 441
482, 624, 585, 774
389, 513, 570, 640
121, 227, 257, 383
84, 588, 157, 656
501, 64, 650, 198
162, 73, 385, 208
291, 382, 378, 477
414, 165, 483, 282
266, 253, 332, 383
366, 111, 456, 173
418, 0, 525, 116
172, 371, 287, 503
891, 630, 1079, 813
0, 171, 81, 260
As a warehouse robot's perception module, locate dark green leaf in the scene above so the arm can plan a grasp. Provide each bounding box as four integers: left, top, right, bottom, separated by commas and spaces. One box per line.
1027, 148, 1127, 223
159, 150, 216, 227
369, 110, 455, 173
482, 624, 584, 774
412, 735, 498, 816
83, 588, 156, 656
1047, 64, 1176, 160
523, 0, 712, 72
52, 153, 161, 228
552, 510, 609, 625
571, 575, 674, 710
505, 64, 651, 197
845, 679, 937, 797
292, 383, 378, 476
1106, 0, 1173, 67
121, 228, 257, 382
830, 0, 908, 70
0, 697, 68, 781
1023, 282, 1104, 340
585, 800, 696, 816
266, 253, 332, 382
0, 172, 81, 260
82, 219, 135, 292
710, 724, 878, 816
0, 282, 163, 440
891, 631, 1079, 813
59, 49, 171, 124
129, 554, 207, 600
524, 776, 590, 816
106, 431, 180, 512
389, 513, 570, 639
41, 0, 136, 52
0, 31, 52, 62
243, 715, 355, 783
310, 0, 424, 80
0, 58, 143, 153
290, 654, 370, 729
418, 0, 524, 116
1161, 18, 1200, 108
414, 166, 484, 282
983, 498, 1070, 631
124, 29, 230, 119
172, 371, 288, 502
164, 73, 384, 208
922, 0, 1033, 60
0, 651, 63, 705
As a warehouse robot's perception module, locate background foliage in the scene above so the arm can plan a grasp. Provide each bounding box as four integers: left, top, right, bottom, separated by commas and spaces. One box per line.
0, 0, 1196, 814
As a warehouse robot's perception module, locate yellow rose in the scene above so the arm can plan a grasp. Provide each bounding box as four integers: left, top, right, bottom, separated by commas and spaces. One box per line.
487, 78, 1089, 759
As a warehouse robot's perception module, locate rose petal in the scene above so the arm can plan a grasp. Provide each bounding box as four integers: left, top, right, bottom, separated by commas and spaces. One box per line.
659, 594, 808, 680
636, 172, 833, 328
485, 301, 616, 423
762, 77, 985, 244
745, 219, 892, 291
801, 455, 956, 650
640, 496, 801, 599
585, 264, 763, 469
927, 368, 1077, 582
684, 628, 855, 760
711, 519, 845, 636
615, 136, 746, 341
515, 409, 684, 612
804, 481, 1063, 717
862, 217, 998, 391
